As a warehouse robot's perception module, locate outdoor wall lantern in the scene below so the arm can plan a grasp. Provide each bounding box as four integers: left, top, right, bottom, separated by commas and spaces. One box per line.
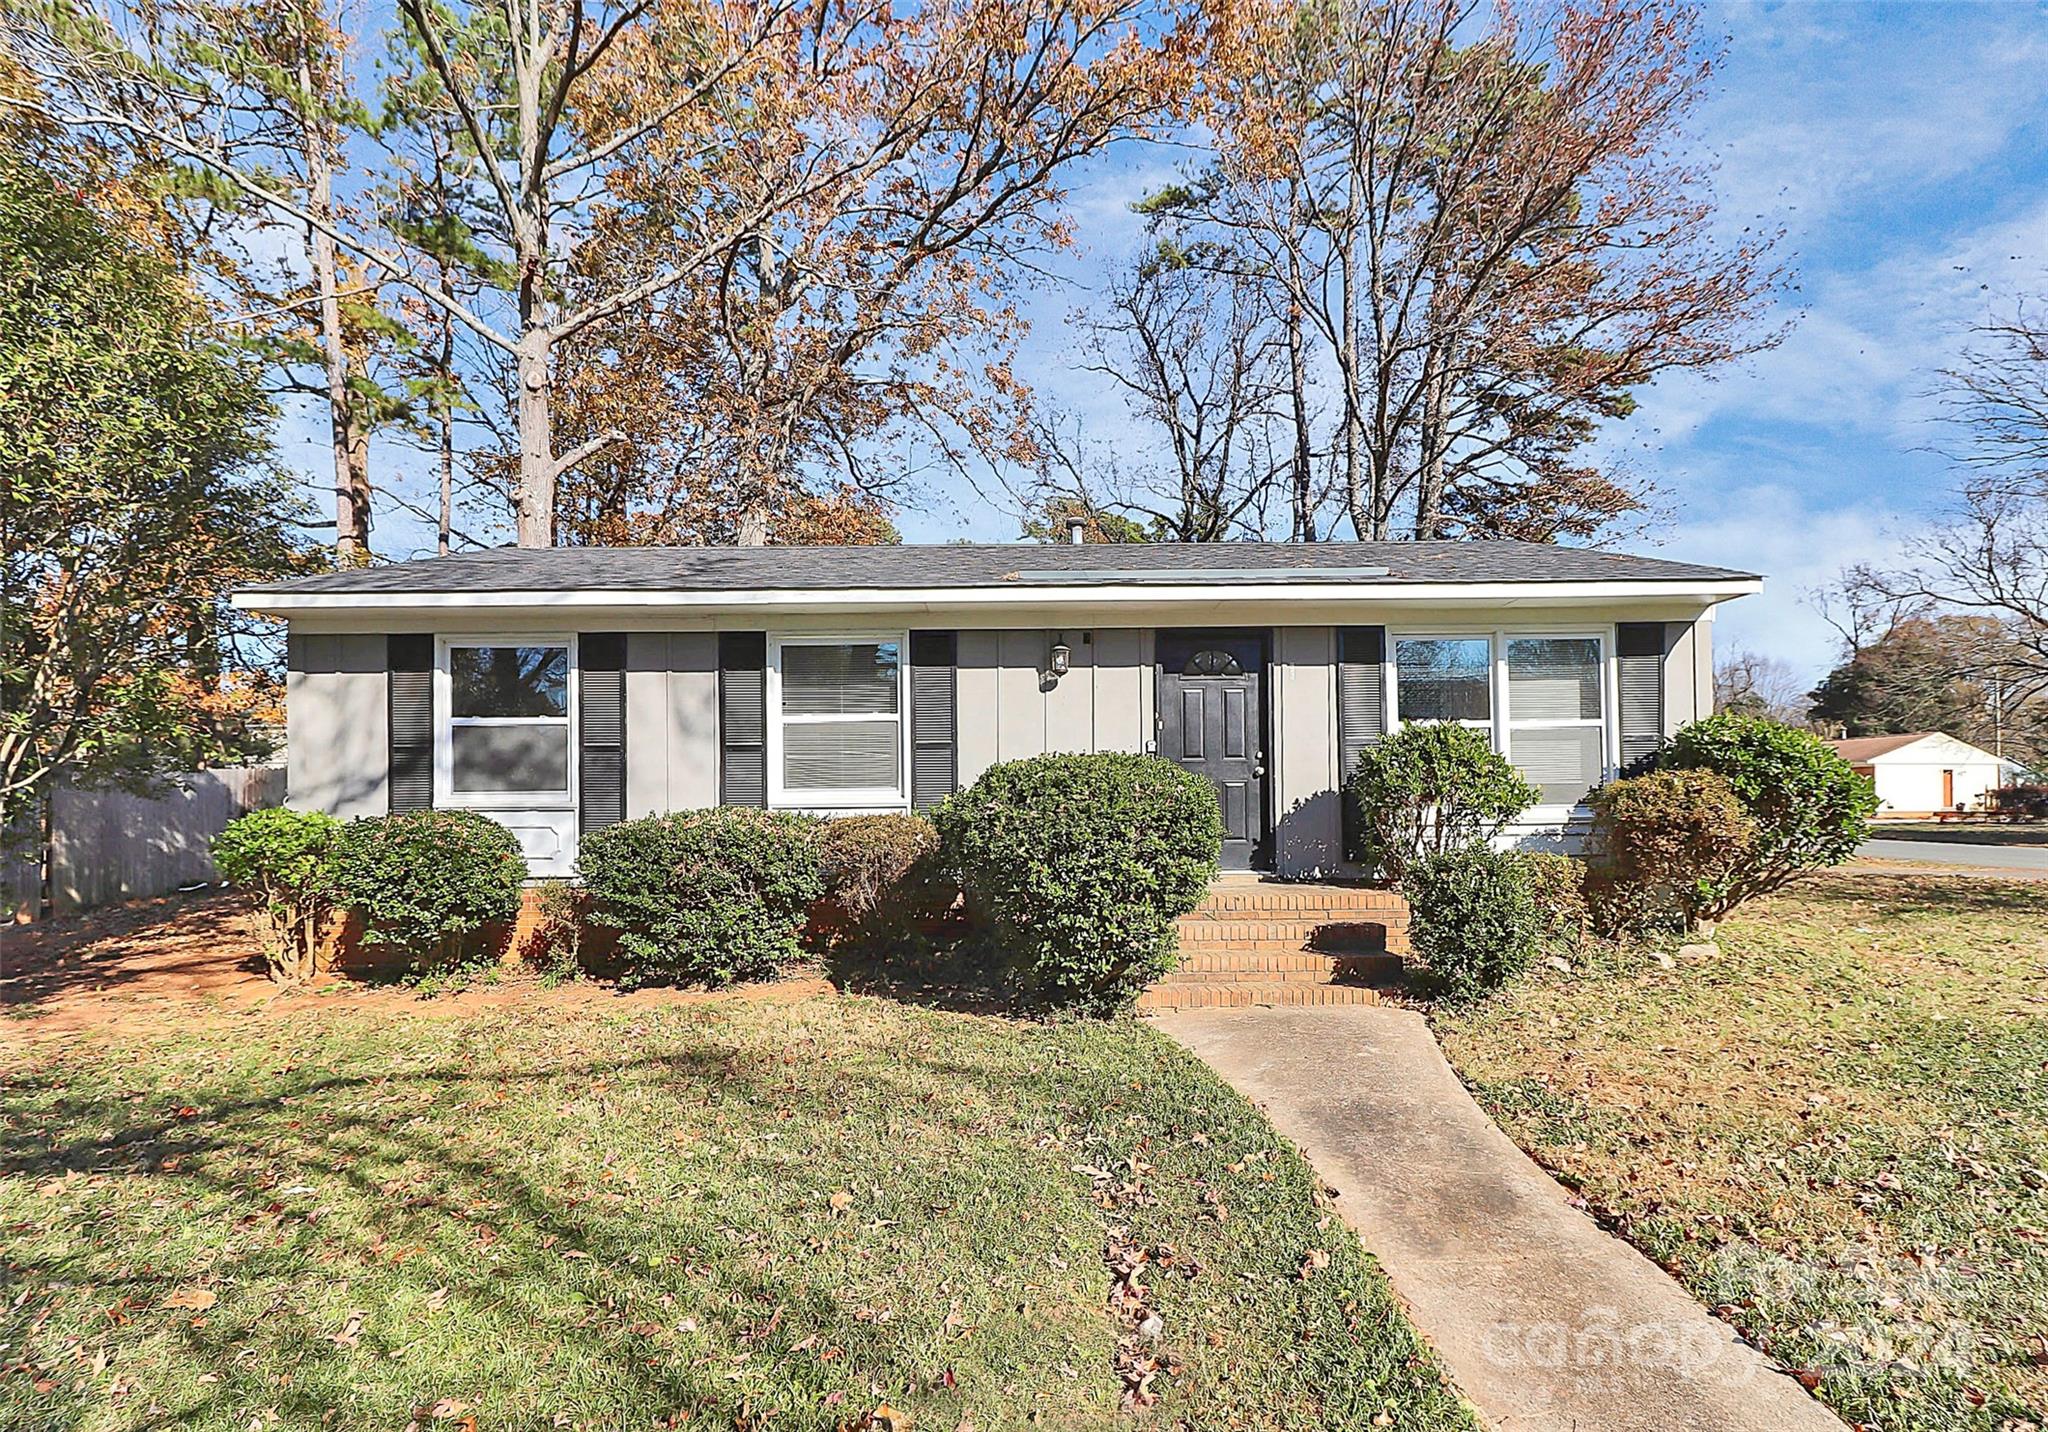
1048, 642, 1072, 677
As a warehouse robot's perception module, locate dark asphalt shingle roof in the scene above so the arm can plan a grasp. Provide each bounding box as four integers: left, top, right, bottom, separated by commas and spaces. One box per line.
244, 540, 1758, 597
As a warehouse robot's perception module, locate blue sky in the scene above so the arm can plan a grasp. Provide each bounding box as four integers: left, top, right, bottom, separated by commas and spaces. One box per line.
314, 0, 2048, 684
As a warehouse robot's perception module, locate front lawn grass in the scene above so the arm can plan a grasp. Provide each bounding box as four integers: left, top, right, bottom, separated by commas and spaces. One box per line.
1433, 872, 2048, 1432
2, 993, 1472, 1431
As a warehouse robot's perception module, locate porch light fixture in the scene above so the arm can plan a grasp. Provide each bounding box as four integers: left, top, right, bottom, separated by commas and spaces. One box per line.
1048, 642, 1072, 676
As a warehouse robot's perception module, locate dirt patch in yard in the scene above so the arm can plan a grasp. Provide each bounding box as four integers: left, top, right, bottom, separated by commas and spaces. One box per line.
0, 889, 831, 1046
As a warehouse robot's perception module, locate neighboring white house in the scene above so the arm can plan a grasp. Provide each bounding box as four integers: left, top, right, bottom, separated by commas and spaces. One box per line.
1829, 731, 2005, 815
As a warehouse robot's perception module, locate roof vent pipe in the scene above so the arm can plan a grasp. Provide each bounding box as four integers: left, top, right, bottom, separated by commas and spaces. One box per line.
1066, 516, 1086, 545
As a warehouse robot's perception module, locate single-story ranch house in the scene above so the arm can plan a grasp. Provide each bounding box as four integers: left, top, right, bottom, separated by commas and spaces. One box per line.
233, 541, 1761, 878
1828, 730, 2006, 816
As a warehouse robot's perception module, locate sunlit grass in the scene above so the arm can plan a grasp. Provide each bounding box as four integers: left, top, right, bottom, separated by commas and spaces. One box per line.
2, 994, 1470, 1431
1434, 872, 2048, 1432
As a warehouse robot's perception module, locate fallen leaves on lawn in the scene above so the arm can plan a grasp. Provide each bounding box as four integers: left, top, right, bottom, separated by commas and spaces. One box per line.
162, 1286, 216, 1311
1103, 1228, 1190, 1411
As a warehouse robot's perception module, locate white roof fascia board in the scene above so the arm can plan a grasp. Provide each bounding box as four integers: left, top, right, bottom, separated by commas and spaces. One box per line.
236, 576, 1763, 619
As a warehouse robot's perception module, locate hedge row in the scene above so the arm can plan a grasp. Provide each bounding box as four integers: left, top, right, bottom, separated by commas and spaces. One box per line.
216, 751, 1228, 1016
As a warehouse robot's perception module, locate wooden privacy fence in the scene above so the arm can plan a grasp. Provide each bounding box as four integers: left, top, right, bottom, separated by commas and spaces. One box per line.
4, 765, 286, 915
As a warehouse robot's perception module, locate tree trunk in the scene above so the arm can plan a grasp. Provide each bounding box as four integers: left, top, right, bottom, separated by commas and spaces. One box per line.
303, 75, 369, 563
1285, 298, 1316, 542
514, 333, 555, 547
1415, 337, 1448, 539
437, 309, 455, 556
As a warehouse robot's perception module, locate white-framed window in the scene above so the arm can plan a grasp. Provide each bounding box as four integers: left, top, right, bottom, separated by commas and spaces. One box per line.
435, 636, 577, 808
1503, 635, 1606, 807
767, 634, 908, 810
1391, 635, 1494, 728
1387, 629, 1612, 810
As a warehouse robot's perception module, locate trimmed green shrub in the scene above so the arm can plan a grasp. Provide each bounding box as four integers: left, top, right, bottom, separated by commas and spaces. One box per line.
817, 813, 955, 937
211, 806, 340, 983
1520, 850, 1590, 956
325, 809, 527, 969
1660, 714, 1877, 909
1346, 722, 1540, 883
1588, 768, 1754, 935
1405, 846, 1543, 1002
577, 808, 823, 986
933, 753, 1222, 1016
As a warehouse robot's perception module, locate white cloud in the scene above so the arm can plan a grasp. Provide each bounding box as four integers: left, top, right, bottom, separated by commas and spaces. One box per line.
1663, 479, 1913, 681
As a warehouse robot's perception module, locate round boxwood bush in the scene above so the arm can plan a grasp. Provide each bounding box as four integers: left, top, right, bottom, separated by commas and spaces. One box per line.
816, 812, 955, 939
1588, 768, 1754, 935
1405, 846, 1543, 1002
1346, 722, 1540, 884
932, 752, 1222, 1016
576, 807, 824, 986
324, 809, 527, 968
211, 807, 340, 983
1660, 714, 1877, 908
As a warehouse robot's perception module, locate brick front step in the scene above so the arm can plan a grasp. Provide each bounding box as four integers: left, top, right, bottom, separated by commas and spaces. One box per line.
1192, 886, 1407, 917
1136, 980, 1385, 1011
1178, 918, 1401, 951
1171, 950, 1403, 980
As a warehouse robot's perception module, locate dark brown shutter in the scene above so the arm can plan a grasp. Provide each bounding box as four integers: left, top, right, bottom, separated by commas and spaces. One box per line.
387, 634, 434, 812
909, 631, 957, 809
719, 632, 767, 807
579, 633, 626, 832
1617, 622, 1667, 773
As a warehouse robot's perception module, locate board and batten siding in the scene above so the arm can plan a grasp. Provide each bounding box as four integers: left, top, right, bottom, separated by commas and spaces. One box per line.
624, 632, 719, 816
286, 632, 388, 819
280, 609, 1718, 872
956, 629, 1153, 784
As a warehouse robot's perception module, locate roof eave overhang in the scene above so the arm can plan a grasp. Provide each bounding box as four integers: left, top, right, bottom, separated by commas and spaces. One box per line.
233, 576, 1763, 619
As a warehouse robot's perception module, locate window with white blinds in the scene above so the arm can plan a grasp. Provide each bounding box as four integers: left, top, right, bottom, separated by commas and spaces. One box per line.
1505, 637, 1606, 806
1387, 631, 1612, 809
769, 636, 906, 806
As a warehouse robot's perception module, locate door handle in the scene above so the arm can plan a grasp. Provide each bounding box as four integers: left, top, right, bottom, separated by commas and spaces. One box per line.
1253, 764, 1266, 778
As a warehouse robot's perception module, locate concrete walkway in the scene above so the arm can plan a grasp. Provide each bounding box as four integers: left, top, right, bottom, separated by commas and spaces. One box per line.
1156, 1005, 1842, 1432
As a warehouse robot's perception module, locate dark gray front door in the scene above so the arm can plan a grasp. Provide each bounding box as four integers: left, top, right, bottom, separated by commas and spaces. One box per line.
1157, 631, 1270, 870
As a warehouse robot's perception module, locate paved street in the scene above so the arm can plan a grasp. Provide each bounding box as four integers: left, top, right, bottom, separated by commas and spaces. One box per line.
1857, 838, 2048, 872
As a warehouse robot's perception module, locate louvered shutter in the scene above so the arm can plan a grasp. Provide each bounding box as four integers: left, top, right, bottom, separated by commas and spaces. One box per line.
909, 631, 957, 809
1616, 622, 1667, 774
719, 632, 767, 807
387, 634, 434, 812
1336, 626, 1388, 779
579, 633, 626, 832
1335, 626, 1387, 862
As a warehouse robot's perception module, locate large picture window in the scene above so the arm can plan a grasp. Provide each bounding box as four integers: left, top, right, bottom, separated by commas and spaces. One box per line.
443, 641, 573, 797
1389, 630, 1611, 809
769, 636, 906, 807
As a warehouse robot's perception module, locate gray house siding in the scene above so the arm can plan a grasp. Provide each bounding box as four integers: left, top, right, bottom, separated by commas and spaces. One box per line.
278, 609, 1720, 872
285, 632, 387, 819
957, 629, 1154, 785
624, 632, 719, 817
1272, 626, 1344, 877
1659, 615, 1714, 734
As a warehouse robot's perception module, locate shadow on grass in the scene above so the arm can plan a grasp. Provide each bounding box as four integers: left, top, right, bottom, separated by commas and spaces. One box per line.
1792, 870, 2048, 918
0, 1022, 1107, 1430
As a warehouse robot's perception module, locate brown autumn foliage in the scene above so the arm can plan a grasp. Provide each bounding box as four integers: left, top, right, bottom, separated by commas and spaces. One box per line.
1131, 0, 1783, 542
548, 0, 1199, 546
